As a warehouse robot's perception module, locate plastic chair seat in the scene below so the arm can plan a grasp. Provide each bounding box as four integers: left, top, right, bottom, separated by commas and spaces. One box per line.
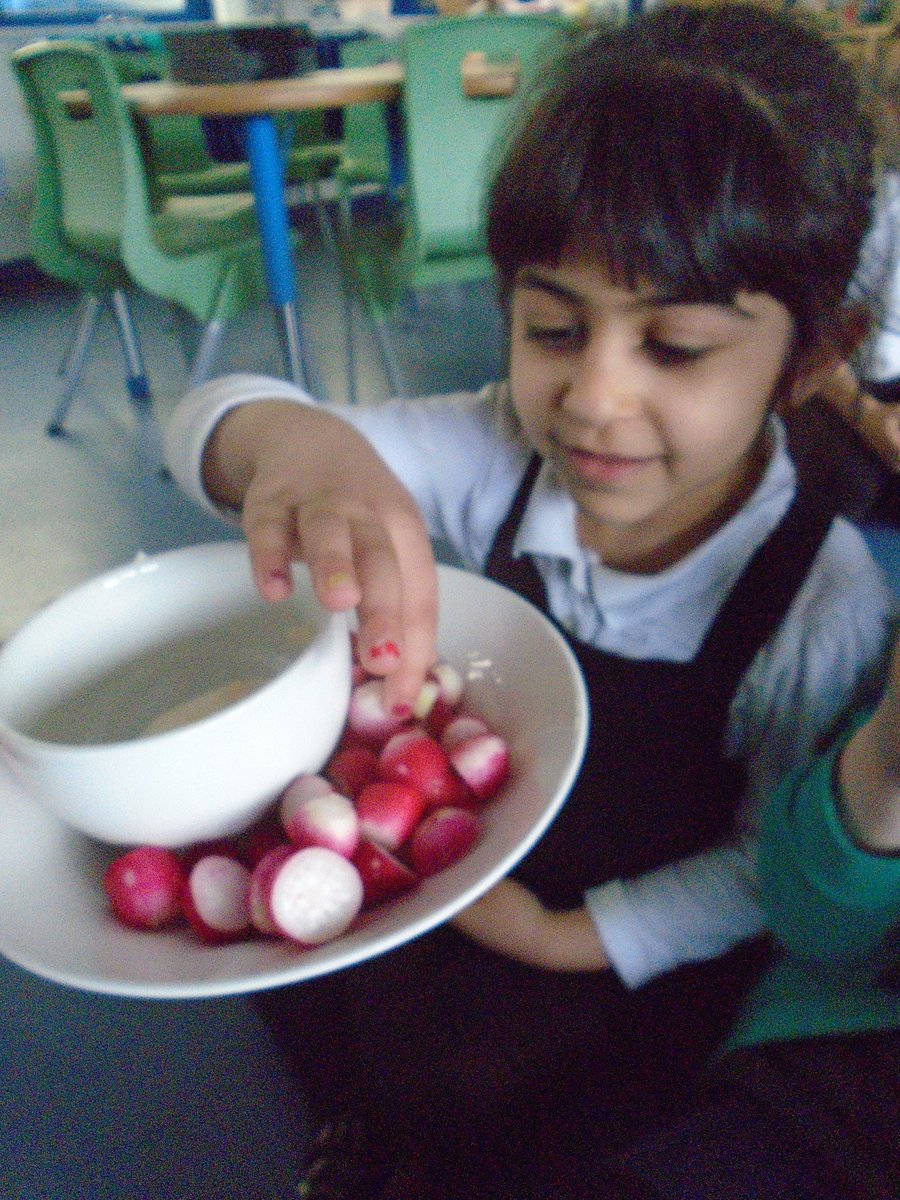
151, 192, 258, 256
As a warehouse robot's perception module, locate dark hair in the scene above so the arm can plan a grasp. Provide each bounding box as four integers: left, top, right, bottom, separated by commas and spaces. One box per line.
486, 3, 875, 359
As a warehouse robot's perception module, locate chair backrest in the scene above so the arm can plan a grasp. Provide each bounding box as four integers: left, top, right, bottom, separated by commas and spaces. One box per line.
400, 13, 571, 262
12, 40, 151, 266
338, 34, 394, 187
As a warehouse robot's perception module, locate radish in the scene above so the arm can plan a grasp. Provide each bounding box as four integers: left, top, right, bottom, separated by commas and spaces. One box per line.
346, 678, 411, 745
282, 790, 360, 859
418, 663, 465, 735
181, 853, 252, 944
103, 846, 184, 930
326, 744, 379, 800
440, 713, 490, 752
448, 733, 511, 801
265, 847, 363, 945
378, 728, 471, 810
355, 780, 425, 850
248, 844, 294, 935
352, 838, 419, 907
408, 807, 482, 877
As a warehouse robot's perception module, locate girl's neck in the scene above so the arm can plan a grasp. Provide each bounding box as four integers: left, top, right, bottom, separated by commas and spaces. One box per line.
577, 432, 773, 575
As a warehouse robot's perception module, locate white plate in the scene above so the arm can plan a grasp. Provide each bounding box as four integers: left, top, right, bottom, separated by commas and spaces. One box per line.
0, 566, 588, 999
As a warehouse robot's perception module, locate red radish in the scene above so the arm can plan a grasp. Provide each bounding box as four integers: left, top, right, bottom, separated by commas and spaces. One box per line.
355, 780, 425, 850
326, 744, 379, 799
346, 679, 411, 745
239, 818, 286, 869
103, 846, 184, 930
352, 838, 419, 907
440, 714, 490, 752
279, 774, 333, 835
266, 847, 364, 945
282, 790, 360, 859
430, 662, 465, 707
408, 807, 482, 877
248, 844, 294, 935
449, 733, 511, 801
418, 663, 465, 735
378, 728, 471, 810
181, 854, 252, 944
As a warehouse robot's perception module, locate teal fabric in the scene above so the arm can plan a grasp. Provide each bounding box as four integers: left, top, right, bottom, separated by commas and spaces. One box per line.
729, 716, 900, 1049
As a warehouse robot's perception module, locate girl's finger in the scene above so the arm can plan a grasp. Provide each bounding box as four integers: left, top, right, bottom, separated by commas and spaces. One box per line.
241, 493, 298, 602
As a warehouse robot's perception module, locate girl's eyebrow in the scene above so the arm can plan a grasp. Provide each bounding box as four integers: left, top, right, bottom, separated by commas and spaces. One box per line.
515, 268, 754, 319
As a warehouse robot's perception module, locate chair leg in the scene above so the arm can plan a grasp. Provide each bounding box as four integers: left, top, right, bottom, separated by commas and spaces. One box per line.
371, 315, 406, 398
110, 289, 151, 402
187, 319, 226, 390
57, 293, 101, 379
342, 285, 359, 407
46, 292, 104, 436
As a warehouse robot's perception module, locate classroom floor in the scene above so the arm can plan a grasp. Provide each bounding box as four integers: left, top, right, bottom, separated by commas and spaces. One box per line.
1, 214, 898, 1200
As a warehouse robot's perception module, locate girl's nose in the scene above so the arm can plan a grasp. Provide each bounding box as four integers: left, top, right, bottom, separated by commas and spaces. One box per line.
560, 337, 643, 424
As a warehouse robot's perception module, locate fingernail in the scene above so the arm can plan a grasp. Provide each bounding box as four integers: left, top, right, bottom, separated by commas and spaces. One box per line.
325, 571, 354, 592
390, 702, 413, 719
369, 639, 400, 661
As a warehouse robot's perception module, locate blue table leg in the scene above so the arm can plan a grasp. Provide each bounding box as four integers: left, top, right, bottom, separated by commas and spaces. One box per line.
242, 113, 321, 394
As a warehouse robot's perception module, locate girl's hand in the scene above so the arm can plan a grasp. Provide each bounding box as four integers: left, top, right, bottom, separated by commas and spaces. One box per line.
451, 878, 609, 972
201, 400, 439, 707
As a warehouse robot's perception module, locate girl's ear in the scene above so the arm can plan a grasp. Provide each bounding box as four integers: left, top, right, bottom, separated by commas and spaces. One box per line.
780, 302, 872, 411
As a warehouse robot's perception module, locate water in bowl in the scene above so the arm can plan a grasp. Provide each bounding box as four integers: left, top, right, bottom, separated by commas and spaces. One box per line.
24, 604, 316, 747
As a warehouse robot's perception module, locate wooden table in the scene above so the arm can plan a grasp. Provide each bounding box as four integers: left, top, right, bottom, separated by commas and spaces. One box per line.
89, 57, 520, 391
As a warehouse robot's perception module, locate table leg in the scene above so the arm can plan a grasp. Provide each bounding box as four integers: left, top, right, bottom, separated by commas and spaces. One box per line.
242, 113, 321, 394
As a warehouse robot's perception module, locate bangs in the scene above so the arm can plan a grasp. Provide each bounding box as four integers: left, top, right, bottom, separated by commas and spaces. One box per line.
487, 56, 856, 328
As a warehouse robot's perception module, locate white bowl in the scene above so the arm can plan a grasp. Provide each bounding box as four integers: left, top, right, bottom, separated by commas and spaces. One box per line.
0, 542, 352, 847
0, 562, 588, 999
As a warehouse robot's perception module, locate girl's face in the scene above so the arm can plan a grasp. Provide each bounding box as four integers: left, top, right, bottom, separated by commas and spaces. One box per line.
509, 253, 797, 572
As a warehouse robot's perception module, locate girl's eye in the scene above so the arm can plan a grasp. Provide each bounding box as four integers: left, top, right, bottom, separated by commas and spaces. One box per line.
643, 337, 709, 367
524, 323, 585, 351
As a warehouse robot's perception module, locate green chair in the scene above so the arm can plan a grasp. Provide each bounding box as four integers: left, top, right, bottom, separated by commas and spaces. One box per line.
338, 13, 571, 397
334, 34, 395, 222
105, 32, 343, 231
12, 38, 298, 437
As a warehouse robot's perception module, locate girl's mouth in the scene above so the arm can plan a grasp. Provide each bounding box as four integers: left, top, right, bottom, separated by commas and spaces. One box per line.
558, 444, 658, 486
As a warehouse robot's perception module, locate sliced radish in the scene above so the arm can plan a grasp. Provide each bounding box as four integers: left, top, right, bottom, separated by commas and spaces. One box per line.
248, 844, 294, 935
181, 854, 252, 944
440, 713, 490, 753
103, 846, 184, 930
448, 733, 511, 801
326, 744, 379, 800
282, 790, 360, 859
378, 728, 470, 810
355, 780, 425, 850
408, 807, 482, 877
346, 678, 411, 745
352, 838, 419, 907
266, 847, 363, 945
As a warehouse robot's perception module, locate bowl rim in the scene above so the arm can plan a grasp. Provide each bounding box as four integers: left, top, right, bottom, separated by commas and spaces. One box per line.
0, 542, 347, 757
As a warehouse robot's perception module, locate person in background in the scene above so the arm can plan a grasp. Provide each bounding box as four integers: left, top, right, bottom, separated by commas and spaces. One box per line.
589, 625, 899, 1200
163, 7, 895, 1198
788, 65, 900, 523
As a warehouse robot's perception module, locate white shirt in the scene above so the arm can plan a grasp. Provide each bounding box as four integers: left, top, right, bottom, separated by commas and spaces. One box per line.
848, 170, 900, 382
165, 374, 896, 986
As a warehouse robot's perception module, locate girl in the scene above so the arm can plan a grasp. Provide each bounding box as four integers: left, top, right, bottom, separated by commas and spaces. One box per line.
164, 6, 895, 1197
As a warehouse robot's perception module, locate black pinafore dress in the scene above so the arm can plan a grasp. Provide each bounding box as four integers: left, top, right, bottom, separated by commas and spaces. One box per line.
256, 455, 836, 1189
